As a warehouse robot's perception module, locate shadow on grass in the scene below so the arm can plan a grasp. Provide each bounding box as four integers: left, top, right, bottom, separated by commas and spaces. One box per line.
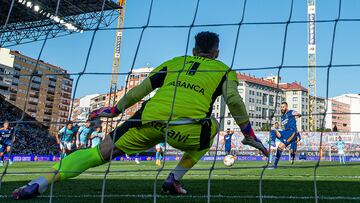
1, 179, 359, 203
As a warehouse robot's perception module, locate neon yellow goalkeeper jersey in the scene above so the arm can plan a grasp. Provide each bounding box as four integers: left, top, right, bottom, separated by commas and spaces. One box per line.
141, 55, 237, 123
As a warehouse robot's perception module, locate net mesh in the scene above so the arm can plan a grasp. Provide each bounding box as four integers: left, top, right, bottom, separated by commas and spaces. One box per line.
0, 0, 359, 202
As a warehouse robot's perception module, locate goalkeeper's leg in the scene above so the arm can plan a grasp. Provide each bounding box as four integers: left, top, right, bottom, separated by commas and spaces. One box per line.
162, 149, 207, 195
12, 135, 122, 200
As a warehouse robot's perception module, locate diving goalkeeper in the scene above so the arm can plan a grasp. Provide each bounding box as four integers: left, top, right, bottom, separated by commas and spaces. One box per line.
13, 31, 269, 199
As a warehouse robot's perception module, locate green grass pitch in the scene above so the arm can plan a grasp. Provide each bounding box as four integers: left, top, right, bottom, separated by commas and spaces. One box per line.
1, 160, 360, 202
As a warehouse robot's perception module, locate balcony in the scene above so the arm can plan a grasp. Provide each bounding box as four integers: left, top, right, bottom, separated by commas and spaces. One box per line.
32, 80, 41, 85
48, 84, 56, 89
59, 106, 69, 111
27, 108, 37, 113
62, 88, 72, 93
47, 90, 55, 95
28, 101, 37, 106
61, 100, 70, 105
44, 111, 52, 116
43, 118, 51, 122
29, 93, 39, 98
62, 94, 71, 99
45, 103, 53, 108
30, 86, 40, 91
46, 97, 54, 102
60, 114, 68, 118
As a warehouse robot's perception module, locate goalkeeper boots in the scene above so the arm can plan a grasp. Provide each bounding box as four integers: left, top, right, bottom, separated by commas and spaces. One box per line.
242, 136, 269, 157
162, 173, 187, 195
12, 183, 40, 200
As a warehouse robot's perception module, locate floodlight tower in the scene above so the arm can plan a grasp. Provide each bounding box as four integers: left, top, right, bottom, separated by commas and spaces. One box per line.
307, 0, 317, 131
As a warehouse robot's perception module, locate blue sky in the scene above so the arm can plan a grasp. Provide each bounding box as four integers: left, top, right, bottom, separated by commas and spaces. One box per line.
9, 0, 360, 98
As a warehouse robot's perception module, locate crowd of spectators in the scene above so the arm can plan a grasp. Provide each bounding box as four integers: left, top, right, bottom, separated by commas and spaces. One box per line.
0, 95, 59, 155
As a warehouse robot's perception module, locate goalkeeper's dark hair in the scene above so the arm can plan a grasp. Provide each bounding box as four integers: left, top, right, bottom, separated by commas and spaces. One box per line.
195, 31, 219, 53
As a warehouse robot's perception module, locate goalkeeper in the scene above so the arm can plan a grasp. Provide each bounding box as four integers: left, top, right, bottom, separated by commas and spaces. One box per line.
13, 31, 269, 199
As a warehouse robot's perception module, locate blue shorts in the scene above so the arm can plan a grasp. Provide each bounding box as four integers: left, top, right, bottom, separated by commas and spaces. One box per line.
277, 129, 297, 146
0, 140, 12, 152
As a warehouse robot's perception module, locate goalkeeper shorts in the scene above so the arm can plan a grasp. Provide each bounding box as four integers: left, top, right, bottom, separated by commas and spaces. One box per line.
110, 110, 218, 162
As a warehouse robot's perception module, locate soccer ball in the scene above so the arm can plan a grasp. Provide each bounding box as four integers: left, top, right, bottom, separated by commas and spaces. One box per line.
223, 155, 236, 167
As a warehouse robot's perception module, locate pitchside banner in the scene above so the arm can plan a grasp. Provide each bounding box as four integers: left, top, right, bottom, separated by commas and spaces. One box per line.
7, 131, 360, 162
7, 155, 360, 162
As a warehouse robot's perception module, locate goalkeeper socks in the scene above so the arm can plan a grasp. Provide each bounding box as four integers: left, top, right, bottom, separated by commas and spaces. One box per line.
274, 148, 283, 166
172, 165, 190, 181
240, 122, 256, 139
28, 176, 48, 194
52, 146, 106, 180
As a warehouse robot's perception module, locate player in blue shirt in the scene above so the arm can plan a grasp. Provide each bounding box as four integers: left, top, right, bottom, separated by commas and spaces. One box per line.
289, 132, 301, 165
270, 102, 301, 168
155, 142, 165, 166
0, 120, 15, 166
89, 126, 105, 148
335, 136, 346, 164
56, 122, 75, 159
223, 128, 233, 155
269, 122, 281, 164
76, 121, 93, 149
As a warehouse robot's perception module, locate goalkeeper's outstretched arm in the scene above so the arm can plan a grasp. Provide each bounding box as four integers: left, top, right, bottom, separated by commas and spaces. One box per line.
89, 77, 154, 119
116, 77, 154, 112
222, 80, 250, 126
89, 64, 167, 120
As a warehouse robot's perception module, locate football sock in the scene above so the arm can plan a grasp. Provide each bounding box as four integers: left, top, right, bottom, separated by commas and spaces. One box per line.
156, 151, 160, 160
274, 148, 283, 166
291, 152, 295, 161
172, 165, 190, 181
240, 122, 256, 139
28, 176, 48, 194
172, 153, 197, 181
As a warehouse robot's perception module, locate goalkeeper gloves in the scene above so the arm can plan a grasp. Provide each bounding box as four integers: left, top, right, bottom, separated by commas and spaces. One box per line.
89, 106, 120, 120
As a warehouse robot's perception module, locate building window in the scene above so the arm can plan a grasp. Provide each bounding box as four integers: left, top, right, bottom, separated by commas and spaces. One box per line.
293, 91, 297, 95
293, 97, 298, 102
293, 104, 298, 108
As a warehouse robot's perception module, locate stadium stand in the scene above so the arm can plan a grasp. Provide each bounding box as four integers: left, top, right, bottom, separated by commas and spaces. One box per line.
0, 95, 59, 155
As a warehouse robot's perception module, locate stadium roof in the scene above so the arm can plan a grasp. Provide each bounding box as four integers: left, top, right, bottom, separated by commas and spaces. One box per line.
0, 0, 121, 47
